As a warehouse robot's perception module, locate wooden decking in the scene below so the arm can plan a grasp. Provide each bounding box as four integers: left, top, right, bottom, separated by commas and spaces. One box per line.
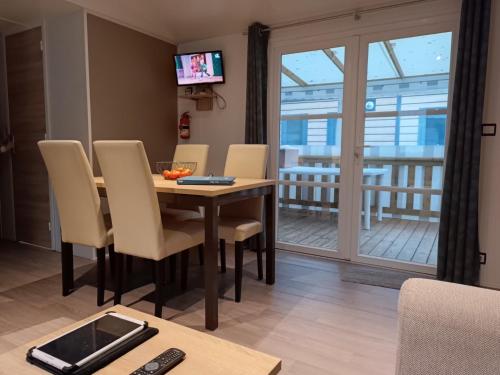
278, 209, 438, 266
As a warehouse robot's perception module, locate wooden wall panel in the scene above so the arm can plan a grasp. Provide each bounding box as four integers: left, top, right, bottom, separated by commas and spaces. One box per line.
6, 27, 51, 248
86, 15, 178, 173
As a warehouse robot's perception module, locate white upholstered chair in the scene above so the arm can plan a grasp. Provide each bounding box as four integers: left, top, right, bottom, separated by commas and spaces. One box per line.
38, 140, 113, 306
94, 140, 204, 318
173, 144, 209, 176
163, 144, 209, 222
165, 144, 209, 265
218, 144, 269, 302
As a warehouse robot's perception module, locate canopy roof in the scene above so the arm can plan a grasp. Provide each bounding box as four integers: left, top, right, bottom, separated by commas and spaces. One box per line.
281, 32, 452, 87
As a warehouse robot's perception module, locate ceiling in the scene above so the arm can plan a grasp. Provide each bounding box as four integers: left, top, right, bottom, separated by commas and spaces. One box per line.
0, 0, 396, 42
0, 0, 79, 34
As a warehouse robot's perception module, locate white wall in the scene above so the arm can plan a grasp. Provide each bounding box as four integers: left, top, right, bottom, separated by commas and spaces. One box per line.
43, 9, 94, 258
479, 0, 500, 289
44, 9, 91, 155
177, 33, 247, 175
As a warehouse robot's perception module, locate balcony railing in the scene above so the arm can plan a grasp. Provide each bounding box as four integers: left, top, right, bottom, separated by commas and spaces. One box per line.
279, 153, 443, 220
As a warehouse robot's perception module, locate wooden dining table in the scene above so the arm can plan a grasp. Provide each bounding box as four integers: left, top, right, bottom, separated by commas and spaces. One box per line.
95, 175, 277, 331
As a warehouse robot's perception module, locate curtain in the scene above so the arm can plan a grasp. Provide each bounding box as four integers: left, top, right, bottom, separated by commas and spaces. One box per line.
437, 0, 491, 285
245, 22, 270, 144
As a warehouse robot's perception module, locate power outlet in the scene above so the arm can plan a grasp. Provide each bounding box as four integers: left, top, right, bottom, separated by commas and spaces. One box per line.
479, 252, 487, 265
482, 123, 496, 136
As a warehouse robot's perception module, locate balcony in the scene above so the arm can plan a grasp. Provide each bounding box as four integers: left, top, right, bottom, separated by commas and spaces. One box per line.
278, 149, 442, 266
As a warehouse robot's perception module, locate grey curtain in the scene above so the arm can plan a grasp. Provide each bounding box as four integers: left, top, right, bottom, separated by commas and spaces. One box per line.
437, 0, 491, 285
245, 22, 270, 144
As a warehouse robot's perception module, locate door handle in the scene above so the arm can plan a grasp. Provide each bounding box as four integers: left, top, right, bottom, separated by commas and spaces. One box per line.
354, 146, 364, 160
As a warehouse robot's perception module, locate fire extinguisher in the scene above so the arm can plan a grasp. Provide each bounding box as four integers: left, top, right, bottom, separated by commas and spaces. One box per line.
179, 111, 191, 139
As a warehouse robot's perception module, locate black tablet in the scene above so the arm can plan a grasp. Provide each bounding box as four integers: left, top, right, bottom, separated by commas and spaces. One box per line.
30, 312, 146, 371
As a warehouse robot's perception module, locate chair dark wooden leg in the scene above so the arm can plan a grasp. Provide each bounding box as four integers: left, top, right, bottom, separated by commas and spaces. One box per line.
108, 244, 115, 279
169, 254, 177, 283
154, 259, 166, 318
219, 239, 226, 273
234, 241, 244, 303
181, 250, 189, 291
61, 241, 74, 296
198, 244, 204, 265
96, 248, 106, 306
126, 255, 133, 274
151, 260, 156, 283
114, 253, 123, 305
256, 233, 263, 281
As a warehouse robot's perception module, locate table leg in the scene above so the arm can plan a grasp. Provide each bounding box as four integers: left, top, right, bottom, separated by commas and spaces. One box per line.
376, 175, 383, 222
265, 185, 276, 285
363, 176, 371, 230
203, 199, 219, 330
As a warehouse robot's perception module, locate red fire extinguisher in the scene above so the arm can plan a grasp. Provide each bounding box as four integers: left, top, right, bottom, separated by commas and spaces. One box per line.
179, 111, 191, 139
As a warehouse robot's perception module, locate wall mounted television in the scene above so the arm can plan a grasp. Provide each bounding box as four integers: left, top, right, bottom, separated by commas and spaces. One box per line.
174, 50, 225, 86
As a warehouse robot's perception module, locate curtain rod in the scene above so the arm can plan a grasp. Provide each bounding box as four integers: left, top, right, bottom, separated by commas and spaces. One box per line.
243, 0, 432, 34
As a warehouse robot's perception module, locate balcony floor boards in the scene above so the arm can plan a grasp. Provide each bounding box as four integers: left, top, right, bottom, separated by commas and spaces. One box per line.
278, 209, 438, 266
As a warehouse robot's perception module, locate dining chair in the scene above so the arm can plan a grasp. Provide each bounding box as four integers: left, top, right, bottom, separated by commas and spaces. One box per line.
94, 140, 204, 318
38, 140, 114, 306
173, 144, 209, 176
165, 144, 209, 265
218, 144, 269, 302
163, 144, 209, 222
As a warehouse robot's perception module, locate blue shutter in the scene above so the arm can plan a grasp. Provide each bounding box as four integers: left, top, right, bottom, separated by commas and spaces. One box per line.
280, 119, 308, 145
301, 119, 308, 145
418, 112, 446, 145
327, 118, 337, 145
280, 120, 287, 145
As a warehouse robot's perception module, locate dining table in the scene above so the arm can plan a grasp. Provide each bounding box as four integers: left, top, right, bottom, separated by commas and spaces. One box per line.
95, 175, 277, 331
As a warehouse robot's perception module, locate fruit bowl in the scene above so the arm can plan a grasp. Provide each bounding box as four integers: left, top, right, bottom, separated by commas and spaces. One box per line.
156, 161, 197, 180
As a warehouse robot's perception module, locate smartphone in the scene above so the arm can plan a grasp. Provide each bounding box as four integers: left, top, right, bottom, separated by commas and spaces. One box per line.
31, 312, 146, 370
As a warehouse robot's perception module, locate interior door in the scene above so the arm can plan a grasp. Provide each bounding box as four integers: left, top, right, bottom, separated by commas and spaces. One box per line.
271, 37, 358, 259
6, 27, 51, 248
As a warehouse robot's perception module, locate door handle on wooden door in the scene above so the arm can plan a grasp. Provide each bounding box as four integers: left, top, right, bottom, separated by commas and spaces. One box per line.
354, 146, 364, 160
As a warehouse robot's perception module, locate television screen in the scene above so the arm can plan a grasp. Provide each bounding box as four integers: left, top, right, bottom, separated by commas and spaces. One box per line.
174, 51, 225, 86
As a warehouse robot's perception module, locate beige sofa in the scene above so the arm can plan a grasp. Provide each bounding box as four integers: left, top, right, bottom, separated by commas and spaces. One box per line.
397, 278, 500, 375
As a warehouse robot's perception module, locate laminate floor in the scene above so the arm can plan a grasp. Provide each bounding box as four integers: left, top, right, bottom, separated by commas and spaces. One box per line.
0, 239, 399, 374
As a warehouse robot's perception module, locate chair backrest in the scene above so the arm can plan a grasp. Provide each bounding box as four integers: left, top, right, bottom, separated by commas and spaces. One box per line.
38, 140, 109, 248
173, 144, 209, 176
223, 144, 269, 179
94, 140, 164, 260
221, 144, 269, 221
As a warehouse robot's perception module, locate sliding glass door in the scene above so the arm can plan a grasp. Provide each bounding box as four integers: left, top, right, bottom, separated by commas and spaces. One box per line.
352, 28, 455, 272
274, 38, 358, 259
270, 23, 456, 272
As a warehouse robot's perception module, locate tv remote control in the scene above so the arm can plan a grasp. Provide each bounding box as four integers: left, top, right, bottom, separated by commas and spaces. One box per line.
130, 348, 186, 375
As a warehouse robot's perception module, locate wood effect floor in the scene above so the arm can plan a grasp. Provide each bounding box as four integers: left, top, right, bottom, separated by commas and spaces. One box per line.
278, 209, 438, 266
0, 240, 399, 375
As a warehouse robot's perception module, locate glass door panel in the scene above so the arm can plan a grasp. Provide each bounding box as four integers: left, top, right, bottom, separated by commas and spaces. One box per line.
356, 32, 453, 269
277, 46, 346, 255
